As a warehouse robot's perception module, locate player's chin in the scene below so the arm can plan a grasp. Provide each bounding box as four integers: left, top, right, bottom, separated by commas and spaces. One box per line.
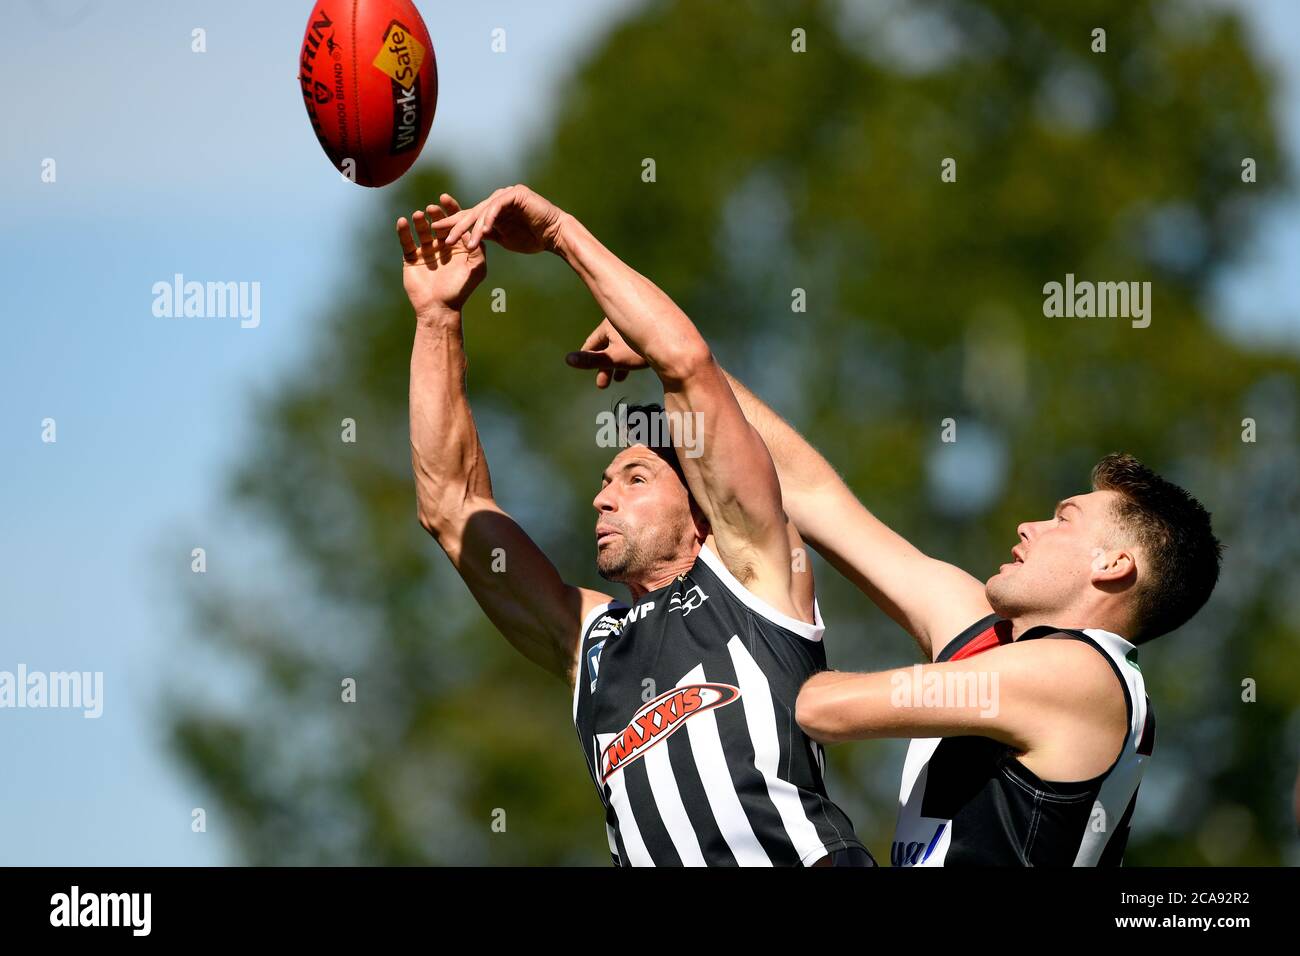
595, 549, 628, 582
984, 570, 1013, 606
986, 559, 1022, 587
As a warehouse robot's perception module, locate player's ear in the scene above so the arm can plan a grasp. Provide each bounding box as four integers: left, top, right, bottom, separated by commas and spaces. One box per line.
1089, 548, 1136, 588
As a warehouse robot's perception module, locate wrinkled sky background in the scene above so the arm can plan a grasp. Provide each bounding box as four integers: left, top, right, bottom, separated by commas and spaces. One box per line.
1, 0, 1296, 864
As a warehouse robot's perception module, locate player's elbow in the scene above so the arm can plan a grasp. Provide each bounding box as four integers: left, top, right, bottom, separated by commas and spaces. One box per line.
417, 500, 456, 542
417, 503, 445, 538
796, 680, 845, 744
653, 338, 713, 388
416, 488, 478, 542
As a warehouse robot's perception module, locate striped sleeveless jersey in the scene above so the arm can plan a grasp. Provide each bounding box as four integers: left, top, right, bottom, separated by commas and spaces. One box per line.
572, 544, 869, 866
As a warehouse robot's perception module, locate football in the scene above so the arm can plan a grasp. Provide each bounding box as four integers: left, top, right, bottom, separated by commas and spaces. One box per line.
298, 0, 438, 187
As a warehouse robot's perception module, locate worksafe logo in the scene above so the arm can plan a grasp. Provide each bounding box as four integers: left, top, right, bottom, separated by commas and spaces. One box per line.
600, 683, 739, 781
372, 20, 426, 84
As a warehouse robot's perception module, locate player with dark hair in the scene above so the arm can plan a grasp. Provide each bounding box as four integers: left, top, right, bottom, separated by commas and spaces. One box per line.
401, 186, 871, 866
568, 319, 1223, 866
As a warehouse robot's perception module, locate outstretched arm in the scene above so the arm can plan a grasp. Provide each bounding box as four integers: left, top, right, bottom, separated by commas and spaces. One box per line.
403, 195, 614, 684
557, 215, 794, 588
795, 638, 1128, 782
436, 186, 804, 620
723, 373, 992, 659
566, 320, 991, 660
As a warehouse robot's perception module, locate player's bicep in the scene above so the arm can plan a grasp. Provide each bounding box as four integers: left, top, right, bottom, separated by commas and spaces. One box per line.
662, 362, 787, 557
447, 500, 613, 682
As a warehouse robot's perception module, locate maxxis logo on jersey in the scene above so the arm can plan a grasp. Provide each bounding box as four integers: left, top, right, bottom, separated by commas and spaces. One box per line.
600, 683, 740, 782
372, 19, 426, 154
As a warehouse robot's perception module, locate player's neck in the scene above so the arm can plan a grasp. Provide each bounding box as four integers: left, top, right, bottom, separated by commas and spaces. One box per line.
1008, 605, 1129, 641
1009, 615, 1061, 641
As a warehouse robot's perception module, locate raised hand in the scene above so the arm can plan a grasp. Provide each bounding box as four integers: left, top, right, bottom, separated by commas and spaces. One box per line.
429, 184, 568, 255
564, 317, 649, 389
396, 193, 487, 322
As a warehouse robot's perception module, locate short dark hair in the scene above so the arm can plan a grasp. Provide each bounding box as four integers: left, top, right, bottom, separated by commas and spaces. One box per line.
1091, 453, 1222, 643
614, 400, 688, 484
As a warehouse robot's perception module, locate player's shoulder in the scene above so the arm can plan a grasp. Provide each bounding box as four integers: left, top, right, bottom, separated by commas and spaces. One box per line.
977, 630, 1128, 716
1020, 626, 1133, 676
578, 591, 628, 642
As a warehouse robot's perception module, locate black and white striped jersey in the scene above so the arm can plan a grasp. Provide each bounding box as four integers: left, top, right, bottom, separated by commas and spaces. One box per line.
572, 543, 869, 866
891, 615, 1155, 867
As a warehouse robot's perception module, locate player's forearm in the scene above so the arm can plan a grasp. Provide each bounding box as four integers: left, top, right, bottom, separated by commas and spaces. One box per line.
798, 667, 999, 744
554, 214, 709, 385
720, 369, 951, 655
796, 671, 886, 744
409, 315, 494, 540
721, 372, 846, 516
555, 216, 793, 559
720, 370, 904, 564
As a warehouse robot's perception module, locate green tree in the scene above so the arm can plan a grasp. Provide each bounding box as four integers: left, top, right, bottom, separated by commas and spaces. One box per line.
168, 0, 1298, 864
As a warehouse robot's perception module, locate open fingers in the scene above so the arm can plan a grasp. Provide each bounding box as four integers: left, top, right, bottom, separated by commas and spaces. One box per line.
439, 193, 462, 216
412, 209, 436, 251
396, 217, 418, 263
470, 196, 509, 249
442, 188, 507, 246
425, 205, 455, 262
467, 188, 511, 249
441, 207, 479, 247
427, 207, 465, 230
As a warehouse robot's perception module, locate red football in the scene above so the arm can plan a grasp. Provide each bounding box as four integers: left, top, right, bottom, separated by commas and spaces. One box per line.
298, 0, 438, 187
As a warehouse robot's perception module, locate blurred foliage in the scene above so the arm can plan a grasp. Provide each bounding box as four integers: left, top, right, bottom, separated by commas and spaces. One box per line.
167, 0, 1300, 865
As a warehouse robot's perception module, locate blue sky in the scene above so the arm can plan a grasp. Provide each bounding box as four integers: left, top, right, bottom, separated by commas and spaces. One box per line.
1, 0, 1296, 865
0, 0, 639, 865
